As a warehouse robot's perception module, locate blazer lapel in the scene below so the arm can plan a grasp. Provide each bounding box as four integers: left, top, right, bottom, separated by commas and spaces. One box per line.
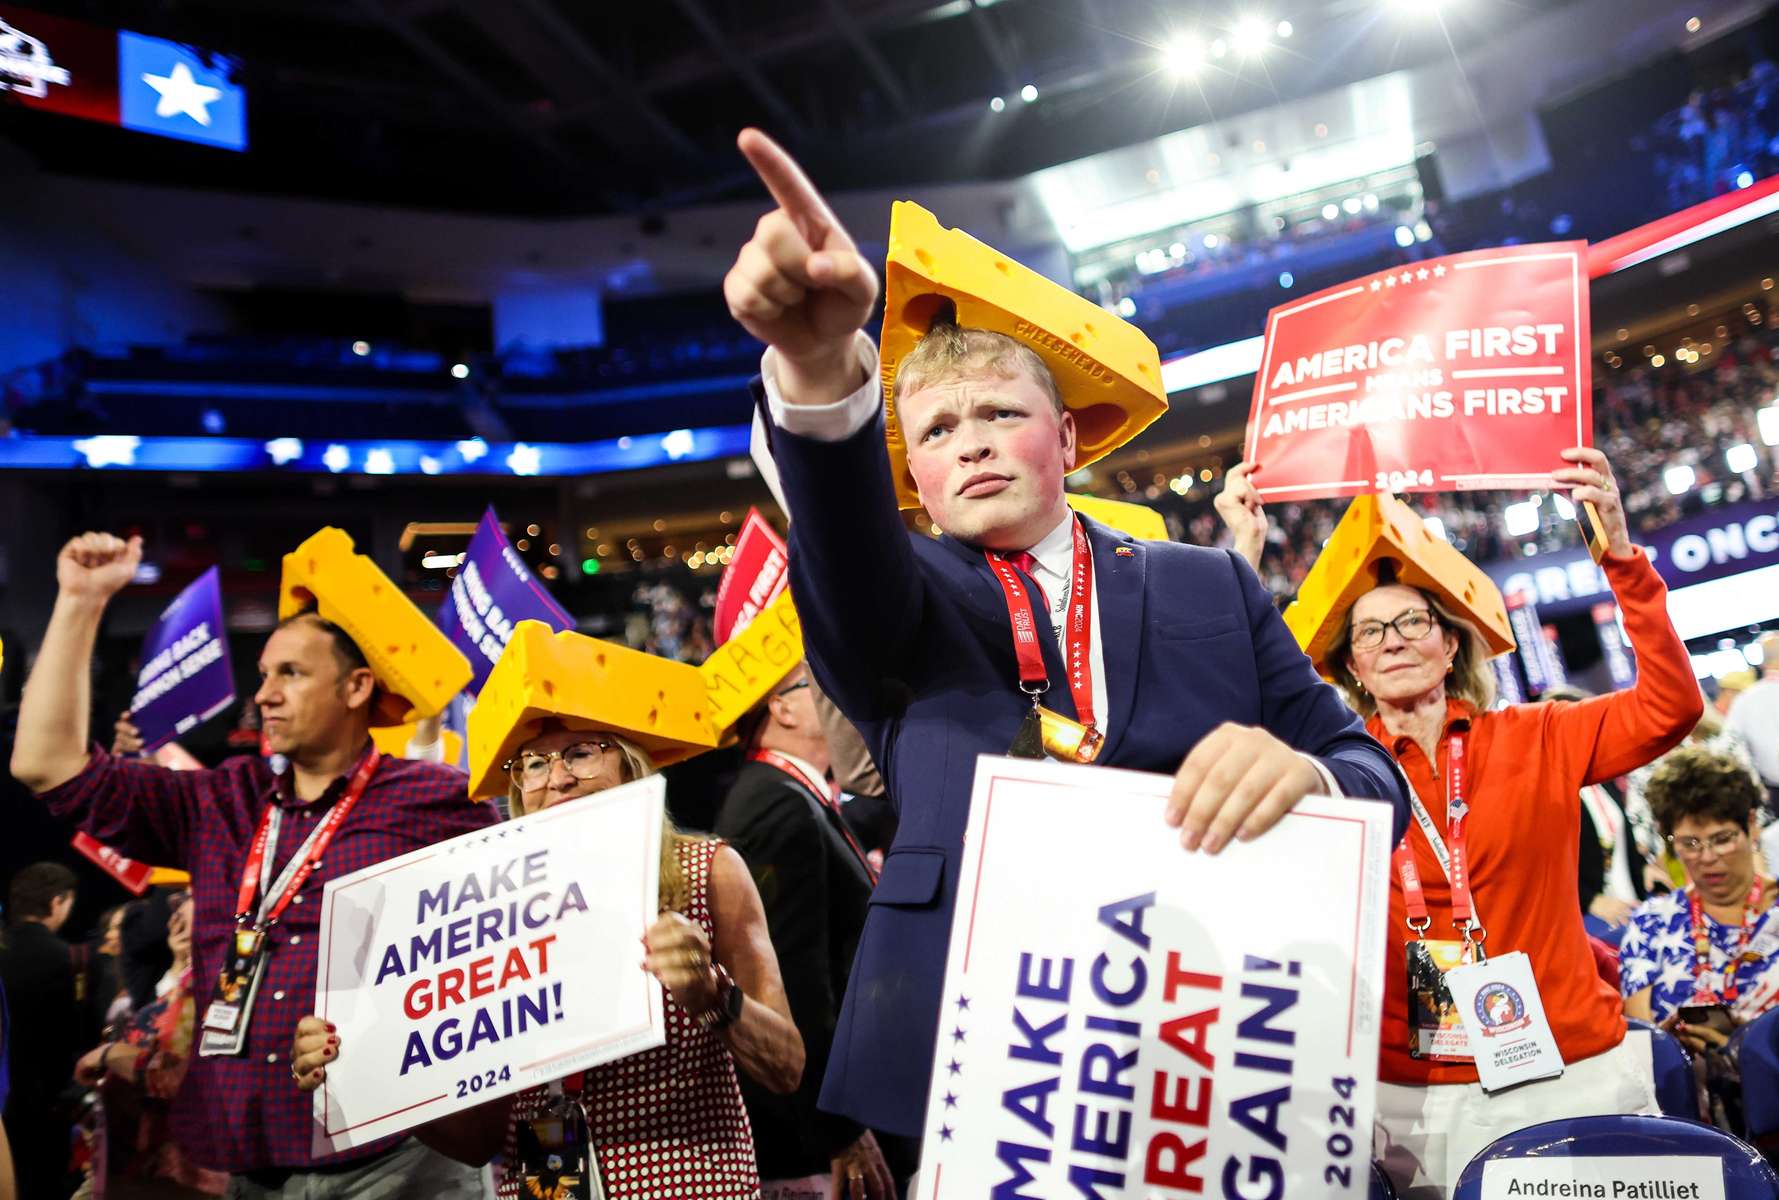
1082, 515, 1146, 760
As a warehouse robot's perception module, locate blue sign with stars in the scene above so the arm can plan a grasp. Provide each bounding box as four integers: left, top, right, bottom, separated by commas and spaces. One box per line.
117, 29, 246, 151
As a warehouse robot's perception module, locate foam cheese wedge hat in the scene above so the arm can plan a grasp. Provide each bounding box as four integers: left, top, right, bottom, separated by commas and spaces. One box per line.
279, 527, 473, 726
1064, 493, 1169, 542
467, 620, 719, 799
699, 586, 803, 744
880, 201, 1168, 511
1283, 493, 1515, 678
370, 723, 465, 766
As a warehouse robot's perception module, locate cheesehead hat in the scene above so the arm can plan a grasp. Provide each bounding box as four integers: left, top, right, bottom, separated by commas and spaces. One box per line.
466, 621, 718, 799
880, 201, 1168, 511
278, 527, 472, 726
1283, 493, 1514, 678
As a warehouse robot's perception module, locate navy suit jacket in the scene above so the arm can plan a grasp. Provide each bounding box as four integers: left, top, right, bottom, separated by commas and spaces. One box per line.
763, 398, 1411, 1137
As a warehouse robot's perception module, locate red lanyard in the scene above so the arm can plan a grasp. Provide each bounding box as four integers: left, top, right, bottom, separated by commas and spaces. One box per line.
1688, 880, 1765, 1003
235, 750, 379, 928
749, 749, 879, 885
984, 518, 1097, 730
1395, 732, 1480, 940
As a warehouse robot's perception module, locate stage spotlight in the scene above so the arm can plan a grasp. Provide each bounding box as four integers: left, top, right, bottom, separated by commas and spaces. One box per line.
1115, 297, 1137, 318
351, 340, 371, 357
1727, 443, 1759, 474
1758, 406, 1779, 446
1686, 16, 1701, 32
1394, 225, 1415, 247
201, 409, 225, 434
1736, 170, 1755, 189
1231, 16, 1270, 56
450, 362, 470, 379
1278, 271, 1294, 289
1342, 197, 1361, 215
1020, 83, 1038, 102
1161, 35, 1204, 77
1210, 37, 1228, 57
990, 95, 1005, 112
1664, 464, 1696, 495
1322, 203, 1339, 220
1276, 19, 1293, 37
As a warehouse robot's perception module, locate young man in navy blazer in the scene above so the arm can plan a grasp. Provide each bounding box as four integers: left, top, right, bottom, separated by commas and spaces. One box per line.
723, 129, 1411, 1163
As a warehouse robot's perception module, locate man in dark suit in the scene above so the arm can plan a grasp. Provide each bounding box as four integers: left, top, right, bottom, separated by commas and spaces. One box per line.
0, 861, 81, 1199
721, 129, 1411, 1143
716, 662, 893, 1199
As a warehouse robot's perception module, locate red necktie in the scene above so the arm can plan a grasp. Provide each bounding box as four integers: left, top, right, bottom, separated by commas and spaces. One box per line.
1006, 551, 1049, 609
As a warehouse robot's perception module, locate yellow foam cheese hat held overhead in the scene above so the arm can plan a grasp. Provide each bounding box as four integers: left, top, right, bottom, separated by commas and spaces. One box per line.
370, 723, 465, 766
279, 527, 473, 727
467, 621, 719, 799
699, 586, 803, 744
1283, 493, 1515, 679
880, 201, 1169, 511
1064, 493, 1169, 542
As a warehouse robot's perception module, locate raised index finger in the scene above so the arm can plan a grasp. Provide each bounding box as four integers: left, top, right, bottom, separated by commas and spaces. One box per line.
738, 127, 849, 250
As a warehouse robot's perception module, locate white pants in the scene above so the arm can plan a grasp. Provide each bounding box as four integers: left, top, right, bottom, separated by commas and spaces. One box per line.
1372, 1032, 1661, 1199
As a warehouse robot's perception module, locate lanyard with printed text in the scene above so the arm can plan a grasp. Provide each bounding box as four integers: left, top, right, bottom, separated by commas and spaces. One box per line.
1396, 732, 1484, 947
749, 749, 879, 885
984, 516, 1096, 730
1688, 879, 1766, 1003
235, 749, 380, 931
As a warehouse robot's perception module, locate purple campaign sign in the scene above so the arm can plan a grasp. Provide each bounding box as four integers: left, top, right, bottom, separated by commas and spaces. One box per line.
130, 566, 235, 750
438, 507, 574, 694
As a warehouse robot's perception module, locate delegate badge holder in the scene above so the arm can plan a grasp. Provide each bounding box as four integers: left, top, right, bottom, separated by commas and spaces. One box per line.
1443, 950, 1565, 1092
515, 1084, 605, 1200
199, 924, 270, 1057
1406, 938, 1479, 1062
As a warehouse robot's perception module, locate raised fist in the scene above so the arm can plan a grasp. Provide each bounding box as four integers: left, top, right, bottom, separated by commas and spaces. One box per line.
57, 533, 142, 603
725, 128, 879, 401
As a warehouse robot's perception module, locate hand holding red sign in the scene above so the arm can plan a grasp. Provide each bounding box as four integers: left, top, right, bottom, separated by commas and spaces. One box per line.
1245, 242, 1592, 504
1552, 446, 1634, 559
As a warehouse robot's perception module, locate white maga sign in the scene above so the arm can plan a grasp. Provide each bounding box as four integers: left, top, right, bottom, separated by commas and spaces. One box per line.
916, 757, 1392, 1199
1481, 1157, 1725, 1199
312, 774, 666, 1154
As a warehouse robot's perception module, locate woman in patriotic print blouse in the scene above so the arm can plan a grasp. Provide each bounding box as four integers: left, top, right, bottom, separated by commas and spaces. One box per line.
1621, 745, 1779, 1048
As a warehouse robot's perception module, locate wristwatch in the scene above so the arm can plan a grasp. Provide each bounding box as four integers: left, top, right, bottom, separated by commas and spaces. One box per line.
699, 964, 744, 1032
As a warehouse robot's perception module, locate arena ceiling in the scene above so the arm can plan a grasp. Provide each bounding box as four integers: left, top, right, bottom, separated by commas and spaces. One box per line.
2, 0, 1583, 215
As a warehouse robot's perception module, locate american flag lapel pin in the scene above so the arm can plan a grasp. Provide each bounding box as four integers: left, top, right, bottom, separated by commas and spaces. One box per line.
1115, 546, 1135, 557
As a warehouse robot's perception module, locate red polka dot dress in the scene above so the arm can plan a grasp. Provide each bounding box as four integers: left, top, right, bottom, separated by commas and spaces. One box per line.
498, 839, 761, 1199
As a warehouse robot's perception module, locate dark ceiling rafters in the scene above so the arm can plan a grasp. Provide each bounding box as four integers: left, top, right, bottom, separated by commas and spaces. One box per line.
667, 0, 810, 142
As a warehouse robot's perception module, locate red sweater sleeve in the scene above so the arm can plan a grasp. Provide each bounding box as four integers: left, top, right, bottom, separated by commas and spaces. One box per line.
1542, 547, 1703, 789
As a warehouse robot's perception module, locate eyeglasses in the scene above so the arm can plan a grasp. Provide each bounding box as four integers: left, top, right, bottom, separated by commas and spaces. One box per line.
774, 680, 811, 699
1668, 828, 1747, 859
505, 739, 619, 790
1350, 609, 1438, 651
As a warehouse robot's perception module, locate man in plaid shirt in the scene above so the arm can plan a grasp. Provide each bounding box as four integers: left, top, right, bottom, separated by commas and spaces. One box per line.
11, 531, 496, 1198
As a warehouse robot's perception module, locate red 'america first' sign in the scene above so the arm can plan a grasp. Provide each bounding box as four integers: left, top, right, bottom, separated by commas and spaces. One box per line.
1243, 242, 1592, 504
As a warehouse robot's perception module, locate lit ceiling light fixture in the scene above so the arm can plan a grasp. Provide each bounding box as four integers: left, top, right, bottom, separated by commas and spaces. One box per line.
1020, 83, 1038, 102
989, 95, 1005, 112
1231, 15, 1270, 56
1161, 34, 1205, 77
